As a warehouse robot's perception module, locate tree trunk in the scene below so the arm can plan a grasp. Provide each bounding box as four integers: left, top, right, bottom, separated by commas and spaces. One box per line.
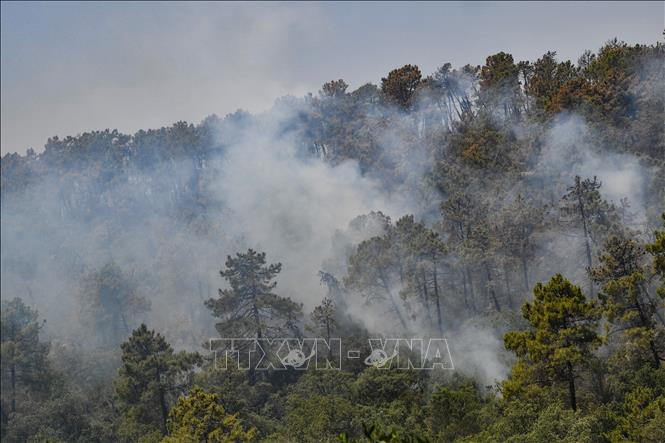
433, 264, 443, 335
389, 294, 408, 331
465, 267, 477, 312
251, 299, 262, 340
503, 263, 514, 310
420, 273, 433, 330
521, 253, 530, 293
635, 298, 661, 368
577, 192, 594, 295
637, 281, 665, 326
485, 264, 501, 312
11, 363, 16, 413
648, 339, 661, 369
157, 372, 168, 433
381, 275, 408, 330
248, 302, 262, 385
460, 269, 470, 310
567, 361, 577, 411
325, 321, 332, 360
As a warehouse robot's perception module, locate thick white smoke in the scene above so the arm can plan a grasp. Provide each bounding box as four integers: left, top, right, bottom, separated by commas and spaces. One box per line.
208, 105, 405, 312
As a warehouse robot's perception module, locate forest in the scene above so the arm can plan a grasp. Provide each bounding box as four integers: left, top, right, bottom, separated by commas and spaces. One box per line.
1, 38, 664, 442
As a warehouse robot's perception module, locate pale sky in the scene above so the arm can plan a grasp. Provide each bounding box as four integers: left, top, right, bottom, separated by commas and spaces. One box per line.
1, 1, 663, 155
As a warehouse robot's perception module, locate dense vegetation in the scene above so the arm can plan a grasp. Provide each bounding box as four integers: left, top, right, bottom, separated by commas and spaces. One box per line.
1, 39, 664, 442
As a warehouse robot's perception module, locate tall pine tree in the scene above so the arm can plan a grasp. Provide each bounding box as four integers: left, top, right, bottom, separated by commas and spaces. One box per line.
504, 274, 601, 411
205, 249, 303, 340
115, 324, 200, 442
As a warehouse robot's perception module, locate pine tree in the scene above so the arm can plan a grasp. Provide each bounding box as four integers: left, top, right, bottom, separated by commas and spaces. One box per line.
0, 298, 51, 414
479, 52, 522, 120
345, 235, 409, 330
79, 263, 150, 347
205, 249, 303, 340
591, 233, 664, 367
430, 63, 476, 128
561, 175, 617, 293
504, 274, 601, 411
646, 213, 665, 299
439, 191, 489, 312
399, 218, 447, 334
497, 194, 546, 294
319, 271, 345, 309
526, 51, 577, 112
308, 297, 337, 346
380, 64, 423, 110
115, 324, 201, 441
320, 79, 349, 99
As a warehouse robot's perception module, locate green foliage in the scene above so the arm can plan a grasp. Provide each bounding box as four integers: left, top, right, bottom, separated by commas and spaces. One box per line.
1, 298, 51, 413
561, 175, 619, 284
205, 249, 303, 339
478, 52, 522, 120
279, 393, 358, 442
526, 51, 578, 112
161, 386, 256, 443
1, 298, 52, 439
607, 387, 665, 443
2, 387, 114, 443
429, 381, 485, 441
469, 401, 601, 443
1, 38, 664, 443
338, 423, 430, 443
308, 297, 337, 343
115, 324, 201, 442
591, 233, 664, 367
504, 274, 601, 410
380, 65, 423, 110
646, 213, 665, 298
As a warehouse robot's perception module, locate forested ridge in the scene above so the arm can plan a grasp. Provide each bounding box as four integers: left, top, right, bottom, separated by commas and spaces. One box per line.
1, 38, 664, 442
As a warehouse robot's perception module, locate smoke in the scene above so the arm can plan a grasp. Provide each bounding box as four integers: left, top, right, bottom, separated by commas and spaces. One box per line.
1, 63, 662, 389
450, 321, 511, 386
0, 100, 411, 352
207, 104, 405, 312
535, 113, 648, 220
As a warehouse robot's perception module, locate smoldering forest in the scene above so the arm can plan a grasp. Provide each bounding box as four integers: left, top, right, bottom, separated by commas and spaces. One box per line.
1, 38, 664, 443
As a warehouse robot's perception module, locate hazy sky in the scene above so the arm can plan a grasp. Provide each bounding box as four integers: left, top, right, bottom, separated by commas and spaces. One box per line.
1, 1, 663, 155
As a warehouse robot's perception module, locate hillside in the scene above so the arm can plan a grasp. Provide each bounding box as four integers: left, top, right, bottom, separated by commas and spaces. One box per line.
1, 39, 664, 442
